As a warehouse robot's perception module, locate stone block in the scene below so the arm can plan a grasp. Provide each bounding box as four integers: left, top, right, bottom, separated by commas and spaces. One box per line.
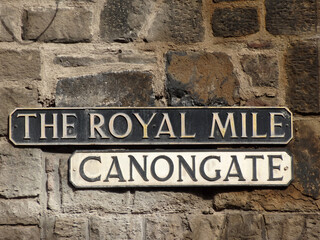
0, 198, 40, 225
0, 49, 40, 81
286, 40, 319, 113
54, 56, 95, 67
100, 0, 204, 44
0, 139, 42, 198
185, 214, 225, 239
0, 6, 20, 42
22, 8, 92, 43
53, 217, 88, 240
241, 54, 278, 87
90, 215, 142, 240
264, 214, 305, 240
212, 7, 259, 37
265, 0, 316, 35
59, 156, 130, 214
132, 191, 213, 214
0, 86, 40, 135
166, 51, 239, 106
0, 226, 40, 240
56, 71, 154, 107
305, 214, 320, 239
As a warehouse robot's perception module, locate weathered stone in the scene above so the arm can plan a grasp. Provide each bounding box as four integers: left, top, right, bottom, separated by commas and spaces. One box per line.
59, 155, 130, 214
118, 52, 157, 64
0, 86, 40, 135
53, 217, 88, 240
56, 71, 154, 107
305, 214, 320, 239
100, 0, 204, 44
22, 8, 92, 43
225, 213, 262, 239
54, 56, 95, 67
289, 120, 320, 199
0, 6, 20, 42
0, 226, 40, 240
0, 22, 14, 42
145, 215, 189, 239
212, 7, 259, 37
146, 0, 204, 43
0, 49, 40, 81
247, 40, 272, 49
0, 139, 42, 198
166, 51, 239, 106
90, 215, 142, 240
241, 54, 278, 87
286, 40, 319, 113
264, 214, 305, 239
132, 191, 213, 214
265, 0, 316, 35
0, 198, 40, 225
184, 214, 225, 239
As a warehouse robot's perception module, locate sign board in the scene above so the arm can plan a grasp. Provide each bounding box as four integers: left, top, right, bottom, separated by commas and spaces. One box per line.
9, 107, 292, 146
69, 150, 293, 188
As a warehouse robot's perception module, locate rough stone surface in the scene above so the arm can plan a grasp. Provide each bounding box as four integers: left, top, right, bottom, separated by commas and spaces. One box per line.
0, 49, 40, 81
0, 6, 19, 42
166, 51, 239, 106
0, 86, 40, 135
212, 7, 259, 37
265, 0, 316, 35
241, 54, 278, 87
0, 140, 42, 198
0, 226, 40, 240
132, 191, 213, 214
22, 8, 92, 43
90, 215, 142, 239
56, 71, 154, 107
53, 217, 88, 240
305, 214, 320, 239
0, 198, 40, 225
286, 40, 319, 113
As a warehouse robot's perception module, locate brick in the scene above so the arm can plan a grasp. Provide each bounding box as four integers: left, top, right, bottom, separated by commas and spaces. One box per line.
100, 0, 204, 44
286, 40, 319, 113
0, 86, 40, 135
166, 51, 239, 106
241, 54, 278, 87
0, 139, 42, 198
0, 49, 40, 81
56, 71, 154, 107
146, 0, 204, 43
90, 216, 142, 240
0, 198, 40, 225
22, 8, 92, 43
265, 0, 316, 35
53, 217, 88, 240
0, 226, 40, 240
212, 7, 259, 37
132, 191, 213, 214
264, 214, 305, 240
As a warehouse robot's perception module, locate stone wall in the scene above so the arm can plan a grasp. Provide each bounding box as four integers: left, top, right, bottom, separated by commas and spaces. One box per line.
0, 0, 320, 239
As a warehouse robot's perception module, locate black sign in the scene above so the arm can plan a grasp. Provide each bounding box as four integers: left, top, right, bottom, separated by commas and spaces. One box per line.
9, 107, 292, 146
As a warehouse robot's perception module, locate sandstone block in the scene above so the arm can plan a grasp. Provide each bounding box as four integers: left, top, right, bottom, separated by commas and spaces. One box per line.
305, 214, 320, 239
212, 7, 259, 37
132, 191, 213, 214
22, 8, 92, 43
265, 0, 316, 35
0, 140, 42, 198
286, 40, 319, 113
0, 86, 40, 135
90, 215, 142, 240
241, 54, 278, 87
0, 6, 20, 42
0, 198, 40, 225
56, 71, 154, 107
0, 226, 40, 240
0, 49, 40, 81
53, 217, 88, 240
166, 51, 239, 106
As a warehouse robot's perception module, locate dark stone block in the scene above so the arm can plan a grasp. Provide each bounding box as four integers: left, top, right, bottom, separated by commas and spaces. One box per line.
56, 71, 154, 107
286, 40, 319, 113
212, 7, 259, 37
265, 0, 316, 35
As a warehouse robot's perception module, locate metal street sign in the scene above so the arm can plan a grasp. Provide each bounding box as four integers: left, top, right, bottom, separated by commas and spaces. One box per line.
69, 150, 293, 188
9, 107, 292, 146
